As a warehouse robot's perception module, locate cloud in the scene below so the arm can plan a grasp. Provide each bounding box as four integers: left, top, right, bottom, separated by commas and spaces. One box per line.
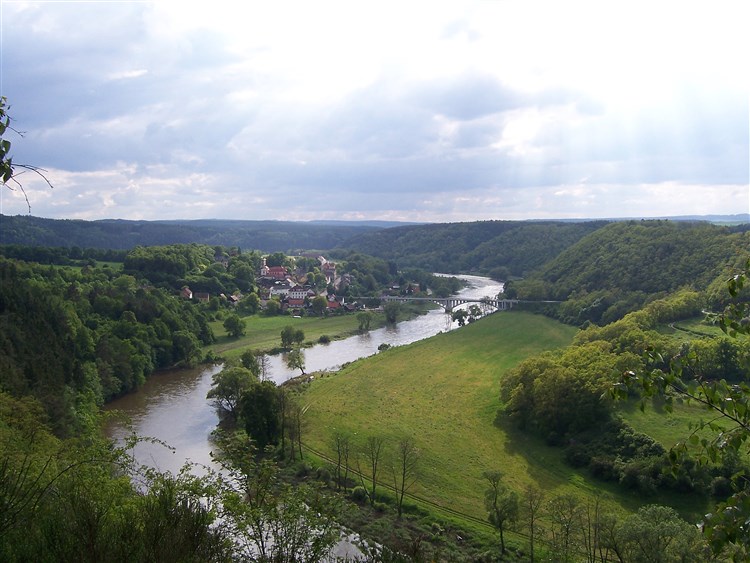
1, 0, 748, 221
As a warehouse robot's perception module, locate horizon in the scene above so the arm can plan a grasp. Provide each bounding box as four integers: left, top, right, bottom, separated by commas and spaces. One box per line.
1, 1, 748, 222
4, 212, 749, 226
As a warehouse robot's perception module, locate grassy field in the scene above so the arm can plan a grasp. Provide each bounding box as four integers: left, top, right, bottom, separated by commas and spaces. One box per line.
300, 310, 713, 538
208, 304, 433, 360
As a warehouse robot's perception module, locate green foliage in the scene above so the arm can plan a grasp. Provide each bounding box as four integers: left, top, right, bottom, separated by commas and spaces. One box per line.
311, 294, 328, 316
211, 431, 340, 561
499, 340, 630, 440
383, 301, 401, 324
239, 381, 282, 449
357, 310, 373, 331
483, 470, 518, 554
206, 366, 258, 421
0, 392, 232, 561
280, 325, 304, 348
510, 221, 749, 324
0, 214, 382, 252
341, 220, 605, 275
0, 257, 214, 435
611, 260, 750, 557
285, 347, 306, 375
222, 313, 245, 338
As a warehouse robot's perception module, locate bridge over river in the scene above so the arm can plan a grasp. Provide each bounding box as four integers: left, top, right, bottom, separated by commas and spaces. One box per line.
378, 295, 519, 313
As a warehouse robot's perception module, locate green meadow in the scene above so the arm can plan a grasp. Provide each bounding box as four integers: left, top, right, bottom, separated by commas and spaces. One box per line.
209, 303, 434, 359
301, 311, 711, 534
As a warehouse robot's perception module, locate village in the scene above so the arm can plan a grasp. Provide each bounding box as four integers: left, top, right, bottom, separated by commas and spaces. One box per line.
178, 253, 417, 316
255, 255, 358, 315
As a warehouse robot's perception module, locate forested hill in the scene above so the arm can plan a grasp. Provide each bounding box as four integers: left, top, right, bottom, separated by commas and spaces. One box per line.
339, 220, 609, 277
0, 215, 384, 252
507, 220, 750, 325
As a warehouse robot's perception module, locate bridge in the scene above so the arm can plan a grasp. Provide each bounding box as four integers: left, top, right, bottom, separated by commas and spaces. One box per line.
378, 295, 519, 313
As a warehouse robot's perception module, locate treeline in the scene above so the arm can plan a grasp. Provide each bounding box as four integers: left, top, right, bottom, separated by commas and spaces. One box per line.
0, 244, 127, 265
0, 214, 382, 252
324, 249, 463, 298
505, 220, 750, 325
339, 220, 607, 277
123, 243, 262, 294
0, 257, 214, 437
498, 288, 750, 499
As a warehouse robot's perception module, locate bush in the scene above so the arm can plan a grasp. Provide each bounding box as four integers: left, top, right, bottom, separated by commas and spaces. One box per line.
316, 467, 332, 483
318, 334, 331, 344
373, 501, 388, 513
351, 486, 368, 503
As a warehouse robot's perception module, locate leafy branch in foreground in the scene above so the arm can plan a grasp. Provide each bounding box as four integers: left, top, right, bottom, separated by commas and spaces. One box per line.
1, 97, 54, 212
612, 259, 750, 558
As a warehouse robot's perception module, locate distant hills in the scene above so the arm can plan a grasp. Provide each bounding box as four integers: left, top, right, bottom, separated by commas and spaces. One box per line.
0, 215, 386, 253
1, 214, 748, 281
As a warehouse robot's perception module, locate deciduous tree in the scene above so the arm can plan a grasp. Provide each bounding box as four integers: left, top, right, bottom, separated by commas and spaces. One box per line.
391, 437, 419, 518
206, 366, 257, 421
483, 470, 518, 555
223, 313, 245, 338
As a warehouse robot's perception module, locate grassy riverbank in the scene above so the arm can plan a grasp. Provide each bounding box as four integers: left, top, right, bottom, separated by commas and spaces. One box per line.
300, 311, 711, 545
208, 302, 434, 359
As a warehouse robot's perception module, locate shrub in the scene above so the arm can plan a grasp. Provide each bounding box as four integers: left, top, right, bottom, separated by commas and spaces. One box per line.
318, 334, 331, 344
351, 486, 368, 503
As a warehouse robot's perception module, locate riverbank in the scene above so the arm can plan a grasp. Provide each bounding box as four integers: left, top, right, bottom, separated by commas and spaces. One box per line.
207, 302, 436, 360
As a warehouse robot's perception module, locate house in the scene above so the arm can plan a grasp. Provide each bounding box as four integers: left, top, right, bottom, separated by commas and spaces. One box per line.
259, 257, 289, 280
194, 292, 210, 303
269, 282, 292, 297
288, 286, 315, 300
180, 286, 193, 300
286, 297, 306, 308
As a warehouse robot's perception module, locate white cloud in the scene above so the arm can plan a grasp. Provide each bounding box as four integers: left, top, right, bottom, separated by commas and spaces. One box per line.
1, 0, 747, 221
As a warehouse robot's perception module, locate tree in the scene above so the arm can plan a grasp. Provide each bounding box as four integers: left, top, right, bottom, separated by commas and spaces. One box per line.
238, 292, 260, 314
265, 252, 288, 268
612, 259, 750, 557
359, 436, 385, 507
483, 470, 518, 555
280, 325, 304, 348
311, 295, 328, 316
285, 347, 306, 376
617, 504, 703, 563
391, 437, 419, 518
264, 298, 281, 316
451, 308, 468, 326
223, 314, 245, 338
239, 350, 261, 378
357, 311, 373, 332
212, 431, 339, 562
383, 301, 401, 324
547, 494, 580, 563
206, 366, 258, 421
521, 484, 545, 562
239, 381, 281, 450
468, 304, 483, 322
332, 431, 352, 491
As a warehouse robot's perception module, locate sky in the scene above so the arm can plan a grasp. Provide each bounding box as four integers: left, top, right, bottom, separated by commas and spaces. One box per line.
0, 0, 748, 223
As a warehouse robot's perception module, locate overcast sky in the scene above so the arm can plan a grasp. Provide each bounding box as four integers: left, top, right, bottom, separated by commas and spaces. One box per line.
1, 0, 748, 222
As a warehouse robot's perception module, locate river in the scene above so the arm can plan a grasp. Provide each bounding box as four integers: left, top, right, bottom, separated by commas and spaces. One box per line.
104, 274, 502, 475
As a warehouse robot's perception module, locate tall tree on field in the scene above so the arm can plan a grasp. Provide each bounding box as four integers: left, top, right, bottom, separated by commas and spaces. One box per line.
483, 470, 518, 555
391, 437, 419, 518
